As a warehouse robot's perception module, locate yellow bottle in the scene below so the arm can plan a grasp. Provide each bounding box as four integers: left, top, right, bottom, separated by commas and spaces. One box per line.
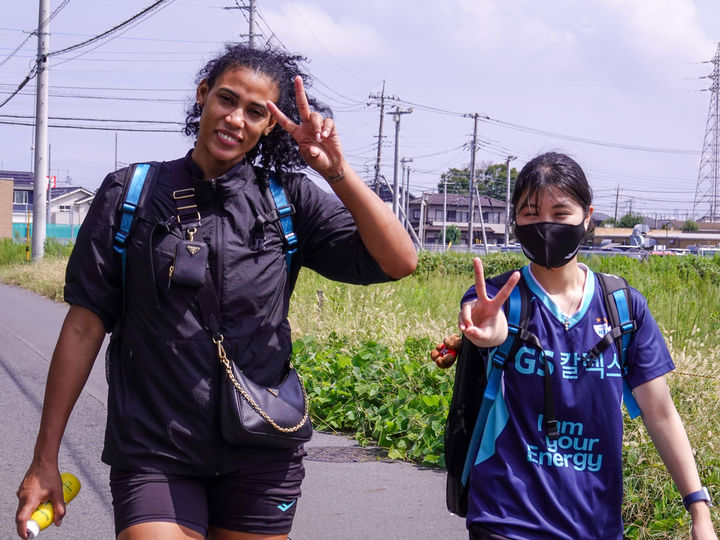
26, 473, 81, 539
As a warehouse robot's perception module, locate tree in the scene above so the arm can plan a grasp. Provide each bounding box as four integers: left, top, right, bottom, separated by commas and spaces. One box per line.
617, 213, 645, 228
438, 162, 518, 200
602, 217, 619, 227
445, 225, 461, 245
682, 220, 698, 232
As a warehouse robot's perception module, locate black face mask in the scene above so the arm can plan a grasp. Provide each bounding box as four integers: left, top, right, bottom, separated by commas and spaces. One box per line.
514, 221, 587, 269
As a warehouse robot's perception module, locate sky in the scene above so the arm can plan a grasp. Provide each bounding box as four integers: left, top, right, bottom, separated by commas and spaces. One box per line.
1, 0, 719, 220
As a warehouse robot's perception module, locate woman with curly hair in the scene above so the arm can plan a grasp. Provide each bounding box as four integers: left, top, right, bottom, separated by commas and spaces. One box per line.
15, 43, 416, 540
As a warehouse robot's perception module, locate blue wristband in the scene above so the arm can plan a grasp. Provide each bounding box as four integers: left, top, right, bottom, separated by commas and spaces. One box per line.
682, 487, 712, 511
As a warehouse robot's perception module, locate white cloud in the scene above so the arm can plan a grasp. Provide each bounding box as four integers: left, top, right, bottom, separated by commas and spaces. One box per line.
261, 2, 388, 61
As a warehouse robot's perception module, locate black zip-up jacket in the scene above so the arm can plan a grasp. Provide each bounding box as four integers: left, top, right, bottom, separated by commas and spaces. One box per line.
65, 152, 392, 475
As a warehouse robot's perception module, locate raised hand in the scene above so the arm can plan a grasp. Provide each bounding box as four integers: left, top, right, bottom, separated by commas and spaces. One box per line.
266, 76, 345, 182
459, 258, 520, 348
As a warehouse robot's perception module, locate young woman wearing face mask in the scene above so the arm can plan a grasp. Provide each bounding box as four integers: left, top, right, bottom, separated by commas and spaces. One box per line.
458, 152, 716, 540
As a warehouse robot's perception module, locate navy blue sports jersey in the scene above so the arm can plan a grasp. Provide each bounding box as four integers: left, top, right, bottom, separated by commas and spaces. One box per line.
460, 264, 674, 540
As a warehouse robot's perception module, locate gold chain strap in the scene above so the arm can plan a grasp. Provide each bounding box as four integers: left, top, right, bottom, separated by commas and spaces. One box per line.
213, 335, 309, 433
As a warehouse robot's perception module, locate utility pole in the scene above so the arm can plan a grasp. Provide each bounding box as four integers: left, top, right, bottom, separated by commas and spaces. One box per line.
475, 185, 489, 255
369, 82, 394, 195
225, 0, 259, 47
46, 143, 51, 227
388, 106, 412, 217
376, 172, 423, 248
504, 155, 516, 246
32, 0, 50, 261
614, 185, 620, 222
401, 157, 413, 229
418, 194, 426, 248
465, 113, 480, 251
442, 178, 448, 249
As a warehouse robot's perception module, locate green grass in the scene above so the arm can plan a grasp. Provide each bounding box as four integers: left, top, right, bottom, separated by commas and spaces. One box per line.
1, 249, 718, 538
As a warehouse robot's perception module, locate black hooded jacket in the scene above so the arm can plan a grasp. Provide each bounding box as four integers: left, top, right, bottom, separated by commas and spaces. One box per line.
65, 152, 392, 474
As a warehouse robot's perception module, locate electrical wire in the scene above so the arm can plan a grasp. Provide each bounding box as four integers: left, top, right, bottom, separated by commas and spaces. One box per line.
287, 0, 379, 85
480, 117, 700, 156
0, 113, 182, 125
0, 72, 36, 110
0, 0, 71, 67
48, 0, 175, 57
0, 89, 186, 103
0, 119, 178, 133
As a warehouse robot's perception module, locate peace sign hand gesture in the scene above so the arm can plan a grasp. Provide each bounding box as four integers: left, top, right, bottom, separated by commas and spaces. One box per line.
459, 258, 520, 348
267, 76, 345, 182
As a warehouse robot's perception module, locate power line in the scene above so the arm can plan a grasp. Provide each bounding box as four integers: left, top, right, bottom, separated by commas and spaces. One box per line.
0, 119, 179, 133
0, 0, 177, 111
287, 0, 379, 85
480, 116, 700, 156
0, 113, 182, 125
0, 0, 71, 67
0, 73, 36, 110
0, 89, 186, 103
48, 0, 176, 57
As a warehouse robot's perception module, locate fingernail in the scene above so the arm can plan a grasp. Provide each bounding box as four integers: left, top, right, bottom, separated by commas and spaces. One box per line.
322, 130, 329, 138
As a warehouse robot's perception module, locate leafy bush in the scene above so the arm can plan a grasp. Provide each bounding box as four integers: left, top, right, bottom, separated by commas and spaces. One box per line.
294, 334, 453, 466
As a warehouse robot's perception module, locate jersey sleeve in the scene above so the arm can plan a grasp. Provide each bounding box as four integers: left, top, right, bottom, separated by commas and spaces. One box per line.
285, 174, 393, 285
63, 170, 126, 332
624, 287, 675, 389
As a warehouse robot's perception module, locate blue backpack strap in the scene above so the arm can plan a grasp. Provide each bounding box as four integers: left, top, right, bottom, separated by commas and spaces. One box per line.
267, 176, 297, 272
611, 286, 641, 419
113, 163, 152, 287
461, 284, 522, 486
595, 273, 641, 419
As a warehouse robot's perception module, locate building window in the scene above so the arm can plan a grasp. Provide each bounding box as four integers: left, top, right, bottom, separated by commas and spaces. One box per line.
484, 212, 501, 224
435, 210, 443, 221
413, 209, 420, 220
13, 190, 28, 204
447, 210, 456, 221
59, 205, 71, 213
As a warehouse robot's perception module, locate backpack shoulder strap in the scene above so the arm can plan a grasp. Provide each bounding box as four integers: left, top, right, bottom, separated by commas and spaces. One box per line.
113, 163, 159, 288
594, 272, 641, 419
251, 173, 298, 273
267, 176, 298, 272
461, 271, 527, 485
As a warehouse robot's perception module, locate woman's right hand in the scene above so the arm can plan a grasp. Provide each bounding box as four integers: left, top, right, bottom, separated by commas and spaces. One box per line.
458, 258, 520, 348
16, 461, 65, 539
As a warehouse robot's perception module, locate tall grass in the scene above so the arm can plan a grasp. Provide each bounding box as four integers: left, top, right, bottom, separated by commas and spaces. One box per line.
0, 238, 72, 300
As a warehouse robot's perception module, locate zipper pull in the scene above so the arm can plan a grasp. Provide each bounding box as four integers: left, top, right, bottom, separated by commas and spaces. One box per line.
169, 265, 174, 279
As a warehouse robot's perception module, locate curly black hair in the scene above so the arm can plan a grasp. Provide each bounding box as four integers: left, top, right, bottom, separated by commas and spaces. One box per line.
184, 43, 332, 177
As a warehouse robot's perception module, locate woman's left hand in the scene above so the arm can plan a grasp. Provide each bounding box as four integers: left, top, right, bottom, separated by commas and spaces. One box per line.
267, 76, 345, 182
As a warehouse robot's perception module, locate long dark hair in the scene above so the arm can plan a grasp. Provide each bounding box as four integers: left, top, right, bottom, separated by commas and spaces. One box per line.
184, 43, 331, 177
510, 152, 593, 223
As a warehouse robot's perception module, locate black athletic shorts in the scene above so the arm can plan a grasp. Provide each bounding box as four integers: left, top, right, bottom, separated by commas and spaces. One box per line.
110, 452, 305, 536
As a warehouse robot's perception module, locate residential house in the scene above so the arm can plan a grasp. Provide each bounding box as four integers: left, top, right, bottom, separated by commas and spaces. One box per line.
408, 192, 508, 247
1, 170, 94, 242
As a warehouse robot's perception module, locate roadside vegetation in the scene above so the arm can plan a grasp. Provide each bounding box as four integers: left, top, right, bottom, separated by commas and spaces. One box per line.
1, 239, 717, 539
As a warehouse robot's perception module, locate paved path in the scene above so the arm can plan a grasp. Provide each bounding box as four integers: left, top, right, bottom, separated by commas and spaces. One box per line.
0, 283, 466, 539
